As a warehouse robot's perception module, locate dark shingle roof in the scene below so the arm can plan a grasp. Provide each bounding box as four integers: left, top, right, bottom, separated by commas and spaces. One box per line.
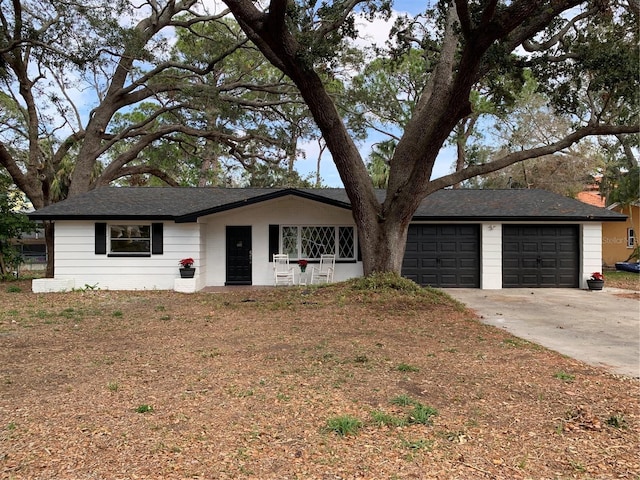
28, 187, 627, 222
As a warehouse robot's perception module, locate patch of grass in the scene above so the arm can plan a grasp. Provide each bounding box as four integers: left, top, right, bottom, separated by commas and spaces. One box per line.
606, 414, 627, 429
325, 415, 362, 437
59, 307, 77, 318
400, 438, 433, 450
385, 395, 438, 427
353, 355, 369, 364
553, 371, 575, 383
502, 338, 527, 348
396, 363, 420, 373
605, 271, 640, 290
390, 394, 416, 407
72, 283, 100, 292
348, 273, 422, 292
568, 460, 585, 472
112, 310, 123, 318
6, 285, 21, 293
135, 404, 153, 413
408, 403, 438, 425
107, 382, 119, 392
370, 410, 407, 427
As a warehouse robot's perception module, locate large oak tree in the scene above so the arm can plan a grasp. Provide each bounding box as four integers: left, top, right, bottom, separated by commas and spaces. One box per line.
221, 0, 639, 275
0, 0, 311, 275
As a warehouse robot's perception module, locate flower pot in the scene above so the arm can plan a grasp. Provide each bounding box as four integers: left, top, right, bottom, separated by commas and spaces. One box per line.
587, 279, 604, 291
180, 267, 195, 278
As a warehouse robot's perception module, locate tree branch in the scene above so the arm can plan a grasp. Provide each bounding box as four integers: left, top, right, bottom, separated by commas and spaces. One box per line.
98, 165, 180, 187
428, 124, 640, 193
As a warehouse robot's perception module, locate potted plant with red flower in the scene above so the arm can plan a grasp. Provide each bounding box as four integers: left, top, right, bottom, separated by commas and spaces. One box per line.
587, 272, 604, 291
179, 258, 195, 278
298, 259, 308, 273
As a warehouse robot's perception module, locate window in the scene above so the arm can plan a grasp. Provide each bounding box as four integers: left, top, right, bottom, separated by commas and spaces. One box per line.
281, 225, 356, 260
96, 222, 162, 256
628, 228, 636, 248
110, 224, 151, 253
20, 243, 47, 263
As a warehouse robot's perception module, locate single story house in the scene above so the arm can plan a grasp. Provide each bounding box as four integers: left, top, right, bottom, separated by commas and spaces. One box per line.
28, 187, 626, 293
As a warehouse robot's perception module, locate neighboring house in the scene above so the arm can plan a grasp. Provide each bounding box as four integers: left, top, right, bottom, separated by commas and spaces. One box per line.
576, 182, 639, 267
11, 227, 47, 271
28, 187, 626, 293
602, 202, 639, 267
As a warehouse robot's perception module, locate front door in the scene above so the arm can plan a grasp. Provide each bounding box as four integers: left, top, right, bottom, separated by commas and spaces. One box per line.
226, 226, 252, 285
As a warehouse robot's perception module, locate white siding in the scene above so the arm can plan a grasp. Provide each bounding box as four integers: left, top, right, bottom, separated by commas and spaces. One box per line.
52, 220, 202, 290
481, 223, 502, 289
202, 196, 363, 287
581, 223, 603, 289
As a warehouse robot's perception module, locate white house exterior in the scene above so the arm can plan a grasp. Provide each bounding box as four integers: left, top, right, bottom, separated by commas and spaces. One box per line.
29, 187, 626, 293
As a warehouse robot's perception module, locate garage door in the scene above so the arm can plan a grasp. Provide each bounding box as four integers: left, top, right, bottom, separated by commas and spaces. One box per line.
402, 224, 480, 288
502, 225, 579, 288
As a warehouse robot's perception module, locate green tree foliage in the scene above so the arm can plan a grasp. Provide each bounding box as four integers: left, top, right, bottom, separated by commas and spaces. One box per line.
0, 174, 36, 276
366, 140, 395, 188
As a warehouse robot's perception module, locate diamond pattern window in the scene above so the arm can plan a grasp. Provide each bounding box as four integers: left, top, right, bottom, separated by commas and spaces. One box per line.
281, 226, 356, 260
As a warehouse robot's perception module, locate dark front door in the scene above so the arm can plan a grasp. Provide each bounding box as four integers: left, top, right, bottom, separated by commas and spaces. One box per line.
402, 224, 480, 288
226, 226, 252, 285
502, 225, 579, 287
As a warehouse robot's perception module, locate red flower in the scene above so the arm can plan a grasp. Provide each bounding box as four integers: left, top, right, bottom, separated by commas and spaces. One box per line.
179, 258, 194, 268
590, 272, 603, 281
298, 259, 308, 268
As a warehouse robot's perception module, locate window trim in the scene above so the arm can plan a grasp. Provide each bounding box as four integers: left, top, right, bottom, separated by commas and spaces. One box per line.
279, 224, 357, 261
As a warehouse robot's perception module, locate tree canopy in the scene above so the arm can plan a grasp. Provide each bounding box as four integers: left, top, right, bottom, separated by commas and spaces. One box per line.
221, 0, 639, 274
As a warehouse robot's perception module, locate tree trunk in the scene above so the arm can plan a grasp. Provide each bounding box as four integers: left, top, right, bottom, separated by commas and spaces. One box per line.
44, 221, 55, 278
359, 216, 411, 275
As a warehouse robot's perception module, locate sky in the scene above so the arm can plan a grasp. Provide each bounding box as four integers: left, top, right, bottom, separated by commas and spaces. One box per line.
294, 1, 457, 187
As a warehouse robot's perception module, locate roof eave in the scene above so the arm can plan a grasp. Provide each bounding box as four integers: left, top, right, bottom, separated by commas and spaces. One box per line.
28, 213, 175, 221
411, 215, 628, 222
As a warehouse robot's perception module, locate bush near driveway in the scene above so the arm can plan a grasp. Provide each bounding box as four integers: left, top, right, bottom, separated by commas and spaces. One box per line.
0, 277, 638, 479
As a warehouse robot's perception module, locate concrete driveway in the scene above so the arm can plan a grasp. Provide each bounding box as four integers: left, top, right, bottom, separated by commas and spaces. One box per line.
444, 288, 640, 378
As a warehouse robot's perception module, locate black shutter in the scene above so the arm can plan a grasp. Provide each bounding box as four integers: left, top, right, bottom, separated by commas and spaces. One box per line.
152, 223, 163, 254
95, 223, 107, 254
268, 224, 279, 261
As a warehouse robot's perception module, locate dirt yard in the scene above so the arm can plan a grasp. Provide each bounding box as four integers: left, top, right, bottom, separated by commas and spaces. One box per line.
1, 277, 638, 479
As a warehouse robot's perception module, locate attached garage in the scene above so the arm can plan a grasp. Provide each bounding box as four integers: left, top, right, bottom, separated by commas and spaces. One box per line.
502, 225, 579, 287
402, 224, 480, 288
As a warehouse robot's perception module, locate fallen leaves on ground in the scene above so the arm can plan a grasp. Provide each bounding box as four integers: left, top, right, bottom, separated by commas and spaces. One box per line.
0, 281, 638, 480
